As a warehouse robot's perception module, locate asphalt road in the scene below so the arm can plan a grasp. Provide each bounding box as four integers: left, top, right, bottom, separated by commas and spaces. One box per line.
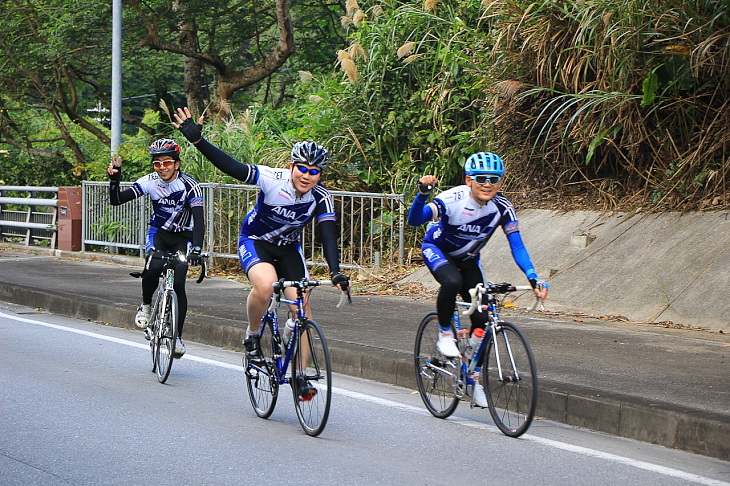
2, 304, 729, 485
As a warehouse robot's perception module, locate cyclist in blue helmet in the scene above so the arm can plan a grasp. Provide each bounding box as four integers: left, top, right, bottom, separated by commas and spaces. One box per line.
408, 151, 548, 407
172, 107, 349, 400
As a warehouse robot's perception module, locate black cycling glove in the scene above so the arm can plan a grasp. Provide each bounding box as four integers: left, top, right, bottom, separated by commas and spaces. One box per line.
417, 180, 435, 196
331, 272, 349, 292
179, 118, 203, 144
109, 165, 121, 183
187, 246, 202, 266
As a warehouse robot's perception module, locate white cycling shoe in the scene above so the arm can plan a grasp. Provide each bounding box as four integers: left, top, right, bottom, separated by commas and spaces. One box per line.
437, 329, 460, 358
472, 383, 488, 408
135, 304, 151, 329
174, 337, 186, 358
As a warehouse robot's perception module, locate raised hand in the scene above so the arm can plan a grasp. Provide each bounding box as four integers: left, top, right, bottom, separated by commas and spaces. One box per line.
107, 154, 122, 180
172, 107, 205, 144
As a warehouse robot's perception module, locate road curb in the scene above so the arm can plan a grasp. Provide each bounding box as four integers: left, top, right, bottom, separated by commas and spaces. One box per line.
2, 281, 727, 461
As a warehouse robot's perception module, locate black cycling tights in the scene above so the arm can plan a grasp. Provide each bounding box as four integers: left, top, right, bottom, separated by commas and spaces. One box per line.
431, 260, 488, 334
142, 230, 190, 337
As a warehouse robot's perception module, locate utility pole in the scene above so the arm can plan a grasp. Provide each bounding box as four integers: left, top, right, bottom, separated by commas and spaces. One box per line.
111, 0, 122, 156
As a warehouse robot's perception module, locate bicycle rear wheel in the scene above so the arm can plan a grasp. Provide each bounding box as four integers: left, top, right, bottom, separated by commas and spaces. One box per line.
291, 319, 331, 437
244, 319, 279, 418
483, 321, 537, 437
414, 312, 460, 418
155, 291, 177, 384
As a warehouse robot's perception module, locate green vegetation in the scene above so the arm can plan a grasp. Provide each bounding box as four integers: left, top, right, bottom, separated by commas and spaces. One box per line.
1, 0, 727, 211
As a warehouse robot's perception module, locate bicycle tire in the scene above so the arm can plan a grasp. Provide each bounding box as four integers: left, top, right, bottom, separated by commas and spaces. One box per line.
291, 319, 331, 437
149, 297, 161, 373
245, 318, 279, 419
483, 321, 537, 438
414, 312, 460, 418
155, 291, 177, 384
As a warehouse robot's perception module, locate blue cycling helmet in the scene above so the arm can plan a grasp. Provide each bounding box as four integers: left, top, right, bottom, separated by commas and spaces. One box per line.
291, 141, 328, 169
464, 152, 504, 176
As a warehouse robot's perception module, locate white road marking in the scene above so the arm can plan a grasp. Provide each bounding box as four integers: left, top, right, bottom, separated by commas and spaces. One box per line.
3, 310, 727, 486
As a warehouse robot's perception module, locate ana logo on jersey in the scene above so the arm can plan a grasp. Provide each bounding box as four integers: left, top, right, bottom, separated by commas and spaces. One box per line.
157, 197, 179, 207
272, 205, 298, 220
457, 223, 482, 233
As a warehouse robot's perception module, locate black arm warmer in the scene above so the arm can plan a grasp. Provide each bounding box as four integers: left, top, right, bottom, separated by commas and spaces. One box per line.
195, 138, 257, 183
318, 219, 340, 275
191, 205, 205, 249
109, 178, 136, 206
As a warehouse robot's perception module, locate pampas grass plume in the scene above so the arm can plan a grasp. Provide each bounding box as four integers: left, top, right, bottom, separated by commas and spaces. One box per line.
397, 41, 415, 59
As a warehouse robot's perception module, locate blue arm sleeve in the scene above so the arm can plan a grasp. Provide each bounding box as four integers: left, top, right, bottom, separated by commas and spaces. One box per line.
408, 195, 434, 226
507, 231, 538, 281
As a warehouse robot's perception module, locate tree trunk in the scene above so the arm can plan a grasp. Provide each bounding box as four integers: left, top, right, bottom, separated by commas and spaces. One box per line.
178, 14, 207, 119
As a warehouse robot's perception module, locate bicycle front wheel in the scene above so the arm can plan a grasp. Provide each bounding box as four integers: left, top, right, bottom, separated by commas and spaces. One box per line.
483, 321, 537, 437
155, 291, 177, 384
244, 319, 279, 418
414, 312, 460, 418
291, 319, 331, 437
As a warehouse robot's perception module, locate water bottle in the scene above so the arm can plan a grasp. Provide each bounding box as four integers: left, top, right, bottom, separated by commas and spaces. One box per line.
282, 318, 296, 345
464, 328, 485, 360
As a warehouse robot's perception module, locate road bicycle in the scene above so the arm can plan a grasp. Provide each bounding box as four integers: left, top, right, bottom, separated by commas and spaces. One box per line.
244, 278, 349, 436
414, 282, 542, 437
131, 250, 208, 384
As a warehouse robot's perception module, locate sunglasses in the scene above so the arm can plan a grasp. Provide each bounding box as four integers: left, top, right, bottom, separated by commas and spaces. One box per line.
295, 165, 321, 176
472, 174, 501, 185
153, 160, 176, 168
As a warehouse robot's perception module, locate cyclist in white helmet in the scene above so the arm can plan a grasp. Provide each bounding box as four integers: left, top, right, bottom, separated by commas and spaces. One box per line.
408, 152, 548, 407
107, 138, 206, 358
172, 107, 349, 400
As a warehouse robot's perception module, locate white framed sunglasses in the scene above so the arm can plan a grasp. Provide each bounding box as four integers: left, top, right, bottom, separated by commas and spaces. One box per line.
472, 174, 501, 185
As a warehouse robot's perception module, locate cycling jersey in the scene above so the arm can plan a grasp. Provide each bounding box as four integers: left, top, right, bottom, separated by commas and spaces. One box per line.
424, 185, 519, 261
128, 172, 204, 233
237, 165, 336, 245
192, 137, 341, 274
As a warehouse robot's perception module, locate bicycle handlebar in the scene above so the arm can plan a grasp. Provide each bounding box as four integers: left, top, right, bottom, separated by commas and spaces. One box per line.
461, 282, 544, 316
272, 278, 352, 308
129, 250, 209, 283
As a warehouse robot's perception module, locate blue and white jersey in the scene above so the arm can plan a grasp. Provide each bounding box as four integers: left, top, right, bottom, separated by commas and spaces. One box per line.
424, 185, 519, 261
241, 165, 336, 245
130, 171, 204, 232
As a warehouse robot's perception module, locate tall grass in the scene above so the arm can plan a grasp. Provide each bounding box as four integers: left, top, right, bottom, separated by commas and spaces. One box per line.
484, 0, 729, 209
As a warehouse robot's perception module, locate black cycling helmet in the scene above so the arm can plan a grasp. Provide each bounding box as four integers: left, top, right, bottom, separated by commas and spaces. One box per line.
149, 138, 180, 161
291, 141, 328, 169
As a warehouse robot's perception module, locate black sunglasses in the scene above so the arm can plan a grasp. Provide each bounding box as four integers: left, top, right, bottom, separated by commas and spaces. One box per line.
295, 165, 321, 176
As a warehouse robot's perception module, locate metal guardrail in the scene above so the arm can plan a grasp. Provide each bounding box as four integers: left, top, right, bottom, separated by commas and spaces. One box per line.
0, 186, 58, 247
82, 181, 406, 269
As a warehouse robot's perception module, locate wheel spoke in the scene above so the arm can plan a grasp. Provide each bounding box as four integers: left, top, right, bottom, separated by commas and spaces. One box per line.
414, 312, 461, 418
484, 322, 537, 437
292, 320, 331, 436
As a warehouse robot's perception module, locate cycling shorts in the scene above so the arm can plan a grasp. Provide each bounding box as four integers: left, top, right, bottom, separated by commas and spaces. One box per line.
146, 226, 192, 254
238, 238, 309, 280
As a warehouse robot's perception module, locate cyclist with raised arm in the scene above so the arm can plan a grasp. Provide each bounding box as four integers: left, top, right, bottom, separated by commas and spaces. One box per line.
407, 152, 548, 407
107, 139, 205, 357
172, 107, 349, 400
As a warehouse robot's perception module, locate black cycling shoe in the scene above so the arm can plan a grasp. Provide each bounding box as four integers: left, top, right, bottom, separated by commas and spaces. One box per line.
243, 335, 263, 363
295, 376, 317, 401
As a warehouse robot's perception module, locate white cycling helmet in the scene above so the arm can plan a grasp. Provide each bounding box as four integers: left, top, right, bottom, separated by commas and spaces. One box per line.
291, 141, 328, 169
